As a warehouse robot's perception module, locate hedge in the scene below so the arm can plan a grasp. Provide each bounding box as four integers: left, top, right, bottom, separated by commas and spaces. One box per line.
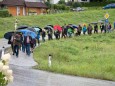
0, 10, 12, 18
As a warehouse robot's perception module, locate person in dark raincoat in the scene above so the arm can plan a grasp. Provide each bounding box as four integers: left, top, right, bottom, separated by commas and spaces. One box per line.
87, 24, 93, 35
100, 23, 105, 33
47, 28, 53, 40
13, 34, 21, 57
94, 24, 98, 34
42, 29, 46, 42
77, 25, 82, 36
54, 30, 60, 40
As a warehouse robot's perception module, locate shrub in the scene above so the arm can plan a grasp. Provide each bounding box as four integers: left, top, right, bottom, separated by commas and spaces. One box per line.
72, 2, 82, 8
0, 53, 13, 86
0, 10, 12, 18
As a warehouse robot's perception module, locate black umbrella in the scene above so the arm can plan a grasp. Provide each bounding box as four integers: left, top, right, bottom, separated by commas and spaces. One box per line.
17, 25, 28, 30
47, 25, 53, 28
4, 31, 21, 39
44, 26, 53, 30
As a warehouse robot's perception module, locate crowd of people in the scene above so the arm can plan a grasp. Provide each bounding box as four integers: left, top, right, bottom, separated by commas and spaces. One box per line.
8, 21, 115, 57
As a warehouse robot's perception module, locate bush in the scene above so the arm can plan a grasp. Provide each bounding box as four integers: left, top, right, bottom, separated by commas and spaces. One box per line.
51, 4, 70, 10
0, 53, 13, 86
72, 2, 82, 8
81, 1, 115, 7
0, 10, 12, 18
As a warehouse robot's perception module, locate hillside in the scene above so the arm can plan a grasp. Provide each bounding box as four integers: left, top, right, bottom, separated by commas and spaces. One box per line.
0, 9, 115, 38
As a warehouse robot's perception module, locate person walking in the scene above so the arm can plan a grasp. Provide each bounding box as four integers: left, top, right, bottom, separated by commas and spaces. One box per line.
100, 23, 104, 33
94, 24, 98, 34
87, 24, 93, 35
107, 22, 112, 33
13, 34, 21, 57
67, 27, 72, 37
24, 33, 32, 56
77, 25, 82, 36
47, 28, 53, 40
42, 29, 46, 42
82, 25, 87, 35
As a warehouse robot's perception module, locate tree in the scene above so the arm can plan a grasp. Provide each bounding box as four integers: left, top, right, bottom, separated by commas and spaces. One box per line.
58, 0, 66, 4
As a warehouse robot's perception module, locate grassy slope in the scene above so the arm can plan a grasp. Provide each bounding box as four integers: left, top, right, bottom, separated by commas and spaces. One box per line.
34, 32, 115, 81
0, 9, 115, 38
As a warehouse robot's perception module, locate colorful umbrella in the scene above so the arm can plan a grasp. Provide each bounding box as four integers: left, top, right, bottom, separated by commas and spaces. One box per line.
18, 29, 37, 38
53, 25, 62, 32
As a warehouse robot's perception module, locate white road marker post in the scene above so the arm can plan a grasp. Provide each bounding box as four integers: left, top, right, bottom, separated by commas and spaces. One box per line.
48, 54, 52, 67
2, 46, 5, 57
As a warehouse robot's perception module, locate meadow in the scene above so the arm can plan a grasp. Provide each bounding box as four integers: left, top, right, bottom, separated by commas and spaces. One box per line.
33, 32, 115, 81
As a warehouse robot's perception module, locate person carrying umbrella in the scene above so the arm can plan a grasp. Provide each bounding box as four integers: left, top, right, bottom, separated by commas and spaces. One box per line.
100, 23, 105, 33
67, 26, 73, 38
13, 33, 21, 57
37, 31, 41, 46
77, 25, 82, 36
24, 33, 32, 56
82, 24, 87, 35
94, 24, 98, 34
87, 24, 93, 35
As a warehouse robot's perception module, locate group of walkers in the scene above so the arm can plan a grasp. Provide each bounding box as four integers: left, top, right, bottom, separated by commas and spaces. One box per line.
8, 21, 115, 57
46, 22, 114, 40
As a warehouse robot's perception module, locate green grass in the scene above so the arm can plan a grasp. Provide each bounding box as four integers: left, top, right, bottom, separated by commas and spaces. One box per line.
0, 9, 115, 38
33, 32, 115, 81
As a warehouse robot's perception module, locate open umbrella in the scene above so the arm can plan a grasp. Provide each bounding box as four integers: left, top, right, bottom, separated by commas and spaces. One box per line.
33, 27, 42, 32
17, 25, 28, 30
47, 25, 53, 28
18, 29, 37, 38
26, 27, 37, 33
53, 25, 62, 32
4, 31, 21, 39
90, 22, 98, 25
44, 26, 53, 30
70, 24, 78, 29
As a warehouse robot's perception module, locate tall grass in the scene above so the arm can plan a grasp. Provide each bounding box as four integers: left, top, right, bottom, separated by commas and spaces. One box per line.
34, 32, 115, 81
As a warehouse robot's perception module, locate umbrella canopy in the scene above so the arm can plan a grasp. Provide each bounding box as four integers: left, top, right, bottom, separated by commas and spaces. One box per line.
18, 29, 37, 38
44, 26, 53, 30
17, 25, 28, 30
33, 27, 42, 32
90, 22, 98, 25
26, 27, 37, 33
70, 24, 78, 29
4, 31, 21, 39
47, 25, 53, 28
53, 25, 62, 32
98, 20, 104, 23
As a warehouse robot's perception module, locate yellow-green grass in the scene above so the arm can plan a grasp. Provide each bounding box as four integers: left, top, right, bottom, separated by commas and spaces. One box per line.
0, 9, 115, 38
34, 32, 115, 81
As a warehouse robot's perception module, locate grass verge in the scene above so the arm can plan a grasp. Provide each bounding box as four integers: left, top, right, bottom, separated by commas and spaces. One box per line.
33, 32, 115, 81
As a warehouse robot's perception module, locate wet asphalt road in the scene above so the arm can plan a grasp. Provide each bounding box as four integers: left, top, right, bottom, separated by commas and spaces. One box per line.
8, 65, 115, 86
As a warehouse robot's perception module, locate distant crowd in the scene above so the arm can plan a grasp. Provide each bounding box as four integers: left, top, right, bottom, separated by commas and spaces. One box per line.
8, 22, 115, 57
